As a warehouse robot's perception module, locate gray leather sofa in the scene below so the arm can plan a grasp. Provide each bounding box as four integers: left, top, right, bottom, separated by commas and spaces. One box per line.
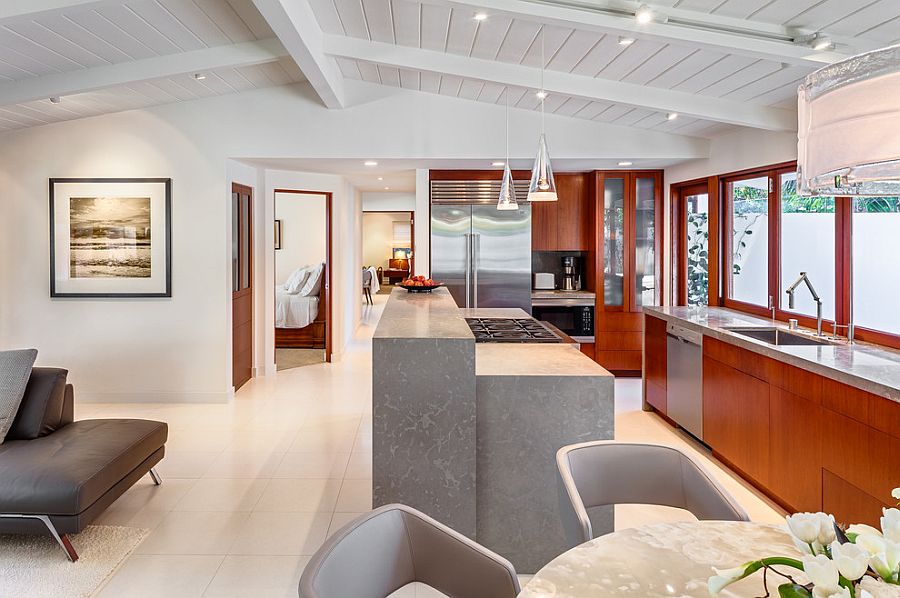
0, 367, 167, 561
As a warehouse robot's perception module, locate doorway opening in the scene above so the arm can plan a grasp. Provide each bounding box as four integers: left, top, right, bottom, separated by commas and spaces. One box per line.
362, 211, 414, 299
274, 189, 332, 370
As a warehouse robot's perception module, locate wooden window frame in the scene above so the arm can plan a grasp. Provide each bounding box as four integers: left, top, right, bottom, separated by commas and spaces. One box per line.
671, 160, 900, 350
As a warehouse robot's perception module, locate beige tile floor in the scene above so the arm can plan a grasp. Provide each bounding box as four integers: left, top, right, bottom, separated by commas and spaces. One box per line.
80, 293, 784, 596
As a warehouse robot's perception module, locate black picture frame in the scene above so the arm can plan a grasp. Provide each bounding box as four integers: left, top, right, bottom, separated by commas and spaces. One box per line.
49, 178, 172, 298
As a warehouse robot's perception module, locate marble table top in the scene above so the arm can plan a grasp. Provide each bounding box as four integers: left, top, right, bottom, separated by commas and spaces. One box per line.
644, 306, 900, 403
519, 521, 804, 598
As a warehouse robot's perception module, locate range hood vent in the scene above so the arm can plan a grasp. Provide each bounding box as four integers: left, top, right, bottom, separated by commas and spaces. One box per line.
431, 179, 531, 204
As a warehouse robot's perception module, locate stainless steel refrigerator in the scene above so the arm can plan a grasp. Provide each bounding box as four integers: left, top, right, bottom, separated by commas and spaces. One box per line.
431, 203, 532, 313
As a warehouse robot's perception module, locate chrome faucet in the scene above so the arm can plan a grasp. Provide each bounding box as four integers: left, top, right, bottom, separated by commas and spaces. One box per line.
785, 272, 823, 337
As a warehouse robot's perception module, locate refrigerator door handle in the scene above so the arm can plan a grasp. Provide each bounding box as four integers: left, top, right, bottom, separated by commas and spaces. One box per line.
464, 233, 471, 308
473, 233, 479, 308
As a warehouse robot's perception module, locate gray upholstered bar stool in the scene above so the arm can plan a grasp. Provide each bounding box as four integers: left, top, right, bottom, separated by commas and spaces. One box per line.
299, 504, 520, 598
556, 441, 750, 547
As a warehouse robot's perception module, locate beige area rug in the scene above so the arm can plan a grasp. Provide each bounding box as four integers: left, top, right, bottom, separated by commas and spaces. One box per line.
0, 525, 148, 598
276, 348, 325, 371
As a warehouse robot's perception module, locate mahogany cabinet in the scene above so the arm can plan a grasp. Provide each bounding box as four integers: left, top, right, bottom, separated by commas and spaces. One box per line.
694, 337, 897, 526
595, 171, 664, 375
643, 315, 667, 414
531, 172, 593, 251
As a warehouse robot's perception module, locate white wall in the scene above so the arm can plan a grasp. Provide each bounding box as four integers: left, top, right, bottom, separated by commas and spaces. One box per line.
362, 192, 415, 212
275, 192, 327, 284
414, 169, 430, 277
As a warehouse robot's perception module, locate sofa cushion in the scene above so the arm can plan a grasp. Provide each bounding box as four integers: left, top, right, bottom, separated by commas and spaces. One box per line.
0, 349, 38, 444
7, 368, 68, 441
0, 418, 167, 515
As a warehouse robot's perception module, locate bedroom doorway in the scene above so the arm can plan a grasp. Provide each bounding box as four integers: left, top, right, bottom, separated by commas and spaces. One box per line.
274, 189, 332, 369
362, 211, 414, 296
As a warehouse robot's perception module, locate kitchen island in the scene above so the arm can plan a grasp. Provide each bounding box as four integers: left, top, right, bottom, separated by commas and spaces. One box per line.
373, 288, 614, 573
642, 305, 900, 528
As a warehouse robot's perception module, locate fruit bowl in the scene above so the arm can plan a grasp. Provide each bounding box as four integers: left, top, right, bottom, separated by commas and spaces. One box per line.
398, 276, 443, 292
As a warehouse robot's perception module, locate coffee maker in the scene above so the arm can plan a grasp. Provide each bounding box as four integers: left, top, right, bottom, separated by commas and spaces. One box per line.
561, 256, 581, 291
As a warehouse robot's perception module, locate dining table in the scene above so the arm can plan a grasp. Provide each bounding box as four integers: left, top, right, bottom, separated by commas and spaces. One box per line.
518, 520, 806, 598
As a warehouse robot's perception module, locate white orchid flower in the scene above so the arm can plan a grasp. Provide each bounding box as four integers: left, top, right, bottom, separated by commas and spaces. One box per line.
881, 508, 900, 543
803, 554, 843, 596
830, 541, 870, 580
812, 587, 852, 598
708, 563, 754, 595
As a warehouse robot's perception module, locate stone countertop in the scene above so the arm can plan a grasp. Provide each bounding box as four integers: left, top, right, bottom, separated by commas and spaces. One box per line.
644, 306, 900, 403
476, 344, 612, 377
374, 287, 472, 339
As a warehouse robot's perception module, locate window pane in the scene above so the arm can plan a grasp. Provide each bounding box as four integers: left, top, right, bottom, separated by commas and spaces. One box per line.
232, 192, 239, 293
730, 176, 769, 306
635, 177, 656, 306
779, 172, 834, 320
685, 193, 709, 306
241, 193, 251, 290
603, 178, 625, 306
853, 197, 900, 334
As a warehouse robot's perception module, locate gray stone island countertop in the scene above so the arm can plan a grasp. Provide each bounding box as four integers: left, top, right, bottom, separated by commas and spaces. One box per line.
374, 287, 472, 339
644, 305, 900, 403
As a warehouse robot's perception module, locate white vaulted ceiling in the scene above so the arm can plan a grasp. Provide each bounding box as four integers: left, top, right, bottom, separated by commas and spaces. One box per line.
0, 0, 896, 137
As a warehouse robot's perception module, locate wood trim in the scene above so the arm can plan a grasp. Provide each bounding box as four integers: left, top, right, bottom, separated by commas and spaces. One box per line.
274, 188, 333, 363
232, 182, 253, 390
670, 179, 709, 306
708, 176, 721, 306
718, 160, 797, 181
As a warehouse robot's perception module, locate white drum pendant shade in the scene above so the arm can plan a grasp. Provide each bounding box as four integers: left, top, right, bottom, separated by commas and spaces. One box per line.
798, 44, 900, 196
528, 133, 558, 202
497, 164, 519, 210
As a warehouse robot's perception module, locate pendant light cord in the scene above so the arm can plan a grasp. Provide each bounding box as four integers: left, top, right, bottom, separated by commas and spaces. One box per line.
505, 89, 509, 162
540, 27, 545, 135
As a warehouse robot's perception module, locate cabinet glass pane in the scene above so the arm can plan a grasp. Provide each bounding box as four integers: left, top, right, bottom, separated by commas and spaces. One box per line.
604, 178, 625, 306
240, 193, 251, 291
685, 192, 709, 306
232, 192, 239, 293
779, 172, 834, 320
730, 176, 769, 306
635, 177, 656, 306
853, 197, 900, 334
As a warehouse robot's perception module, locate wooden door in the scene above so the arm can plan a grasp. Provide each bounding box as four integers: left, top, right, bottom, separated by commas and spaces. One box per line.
232, 183, 253, 390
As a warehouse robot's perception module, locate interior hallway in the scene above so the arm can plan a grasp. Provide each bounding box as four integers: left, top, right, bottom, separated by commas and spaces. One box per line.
74, 293, 783, 596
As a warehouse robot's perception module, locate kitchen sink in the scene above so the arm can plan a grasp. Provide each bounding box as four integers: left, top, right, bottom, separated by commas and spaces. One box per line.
722, 327, 831, 346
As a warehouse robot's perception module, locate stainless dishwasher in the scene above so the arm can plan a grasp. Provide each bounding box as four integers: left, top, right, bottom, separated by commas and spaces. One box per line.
666, 324, 704, 440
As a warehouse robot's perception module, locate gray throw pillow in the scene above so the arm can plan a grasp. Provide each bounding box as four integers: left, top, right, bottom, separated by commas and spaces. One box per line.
0, 349, 38, 444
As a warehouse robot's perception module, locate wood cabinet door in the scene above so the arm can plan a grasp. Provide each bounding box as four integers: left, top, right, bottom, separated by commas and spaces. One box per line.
557, 173, 590, 251
643, 315, 667, 413
769, 386, 823, 513
531, 201, 558, 250
703, 356, 770, 485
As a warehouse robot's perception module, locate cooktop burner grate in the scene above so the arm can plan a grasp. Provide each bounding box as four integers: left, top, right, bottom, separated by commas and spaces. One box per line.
465, 318, 564, 343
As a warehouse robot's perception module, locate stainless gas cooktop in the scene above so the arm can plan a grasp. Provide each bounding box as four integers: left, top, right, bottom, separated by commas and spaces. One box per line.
464, 317, 564, 343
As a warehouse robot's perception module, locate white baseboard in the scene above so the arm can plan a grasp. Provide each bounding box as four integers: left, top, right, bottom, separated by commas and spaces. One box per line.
77, 390, 233, 404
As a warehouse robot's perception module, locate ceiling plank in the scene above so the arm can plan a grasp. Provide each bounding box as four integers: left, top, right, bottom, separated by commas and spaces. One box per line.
251, 0, 345, 108
0, 38, 288, 107
322, 35, 797, 131
434, 0, 864, 67
0, 1, 111, 21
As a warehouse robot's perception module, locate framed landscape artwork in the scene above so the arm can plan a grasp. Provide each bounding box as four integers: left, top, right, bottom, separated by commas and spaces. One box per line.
49, 178, 172, 297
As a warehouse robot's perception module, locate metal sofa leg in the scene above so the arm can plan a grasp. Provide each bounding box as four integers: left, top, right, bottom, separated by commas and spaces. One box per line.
0, 514, 79, 562
149, 467, 162, 485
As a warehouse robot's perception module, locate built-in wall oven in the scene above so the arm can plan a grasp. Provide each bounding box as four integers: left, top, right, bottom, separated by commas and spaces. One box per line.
531, 298, 594, 342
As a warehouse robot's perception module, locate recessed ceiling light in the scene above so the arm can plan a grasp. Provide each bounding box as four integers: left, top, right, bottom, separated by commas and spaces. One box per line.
666, 112, 679, 121
618, 36, 636, 46
384, 186, 390, 190
492, 161, 505, 166
635, 4, 653, 24
474, 12, 488, 21
193, 73, 206, 80
49, 96, 61, 104
618, 161, 633, 166
364, 161, 378, 166
377, 177, 384, 181
536, 90, 548, 99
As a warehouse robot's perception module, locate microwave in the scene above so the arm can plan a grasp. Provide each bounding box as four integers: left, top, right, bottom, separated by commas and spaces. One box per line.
531, 300, 594, 338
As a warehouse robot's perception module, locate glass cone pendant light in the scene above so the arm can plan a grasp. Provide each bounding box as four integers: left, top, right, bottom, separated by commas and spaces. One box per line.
528, 28, 558, 202
497, 90, 518, 211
